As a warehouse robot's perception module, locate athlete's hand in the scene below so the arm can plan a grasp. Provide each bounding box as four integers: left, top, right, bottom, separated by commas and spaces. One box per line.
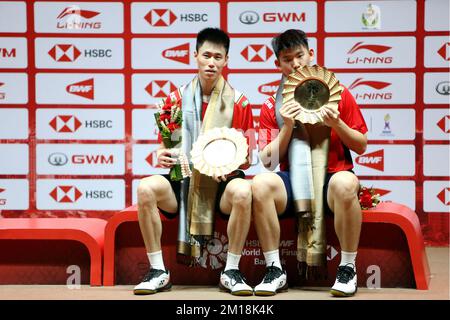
157, 148, 178, 168
280, 102, 301, 128
321, 106, 340, 128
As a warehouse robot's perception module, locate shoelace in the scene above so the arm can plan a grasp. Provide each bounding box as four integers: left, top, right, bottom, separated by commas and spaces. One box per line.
142, 269, 165, 282
336, 264, 356, 284
263, 266, 284, 283
224, 269, 246, 286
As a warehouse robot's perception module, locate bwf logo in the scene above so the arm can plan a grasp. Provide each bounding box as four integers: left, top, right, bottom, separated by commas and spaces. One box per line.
66, 78, 94, 100
355, 149, 384, 171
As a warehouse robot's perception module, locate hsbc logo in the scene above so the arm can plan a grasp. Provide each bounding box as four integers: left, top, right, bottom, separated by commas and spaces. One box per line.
145, 151, 163, 168
258, 80, 280, 96
0, 82, 5, 100
355, 149, 384, 171
241, 44, 273, 62
436, 115, 450, 133
0, 48, 16, 58
49, 115, 82, 133
347, 42, 393, 65
0, 187, 6, 205
162, 43, 190, 64
50, 185, 82, 203
437, 42, 450, 61
145, 80, 177, 98
145, 9, 177, 27
56, 6, 101, 30
436, 188, 450, 205
48, 44, 81, 62
66, 78, 94, 100
349, 78, 392, 101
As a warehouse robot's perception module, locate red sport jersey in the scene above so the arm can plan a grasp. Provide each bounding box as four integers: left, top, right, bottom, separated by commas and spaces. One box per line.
258, 87, 368, 173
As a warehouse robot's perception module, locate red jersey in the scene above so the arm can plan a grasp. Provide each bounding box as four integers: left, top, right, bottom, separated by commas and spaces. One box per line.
258, 87, 368, 173
157, 86, 255, 150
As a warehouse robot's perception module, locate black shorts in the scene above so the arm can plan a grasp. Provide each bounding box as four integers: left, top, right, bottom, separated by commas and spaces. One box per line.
158, 170, 246, 217
277, 170, 355, 216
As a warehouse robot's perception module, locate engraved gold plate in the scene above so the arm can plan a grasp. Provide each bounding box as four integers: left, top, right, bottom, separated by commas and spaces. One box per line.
282, 65, 343, 124
190, 127, 248, 177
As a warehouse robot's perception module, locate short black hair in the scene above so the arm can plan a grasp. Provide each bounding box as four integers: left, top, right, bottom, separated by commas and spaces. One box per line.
196, 27, 230, 54
271, 29, 309, 59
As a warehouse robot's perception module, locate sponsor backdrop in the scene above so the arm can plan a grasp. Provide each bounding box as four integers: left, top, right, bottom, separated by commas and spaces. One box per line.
0, 0, 449, 246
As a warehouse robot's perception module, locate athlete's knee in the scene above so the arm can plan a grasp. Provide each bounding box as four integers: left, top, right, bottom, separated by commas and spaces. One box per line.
329, 173, 359, 203
231, 181, 252, 208
251, 174, 274, 203
137, 177, 159, 206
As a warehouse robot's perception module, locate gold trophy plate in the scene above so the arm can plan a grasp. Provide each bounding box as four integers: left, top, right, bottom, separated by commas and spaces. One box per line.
282, 65, 343, 124
190, 127, 248, 177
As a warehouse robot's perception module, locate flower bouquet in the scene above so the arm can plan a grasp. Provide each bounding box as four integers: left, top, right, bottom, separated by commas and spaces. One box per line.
154, 100, 190, 181
358, 185, 381, 210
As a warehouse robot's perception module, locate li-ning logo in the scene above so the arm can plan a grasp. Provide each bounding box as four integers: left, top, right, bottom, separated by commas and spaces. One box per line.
145, 80, 177, 98
355, 149, 384, 171
197, 231, 228, 269
48, 44, 81, 62
241, 44, 273, 62
162, 43, 190, 64
347, 41, 393, 65
144, 9, 177, 27
348, 77, 392, 101
49, 186, 82, 203
66, 78, 94, 100
239, 11, 259, 24
56, 6, 101, 30
48, 152, 69, 166
49, 115, 82, 133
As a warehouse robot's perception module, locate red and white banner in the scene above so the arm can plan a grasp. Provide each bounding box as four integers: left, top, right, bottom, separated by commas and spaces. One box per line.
0, 179, 29, 210
423, 181, 450, 213
0, 108, 28, 139
36, 179, 125, 210
0, 73, 28, 104
423, 145, 450, 177
0, 2, 27, 33
0, 144, 29, 175
423, 109, 450, 141
361, 108, 415, 141
132, 108, 159, 140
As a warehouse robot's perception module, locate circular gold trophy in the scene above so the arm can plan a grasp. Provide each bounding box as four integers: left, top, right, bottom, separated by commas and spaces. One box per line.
190, 127, 248, 177
282, 65, 343, 124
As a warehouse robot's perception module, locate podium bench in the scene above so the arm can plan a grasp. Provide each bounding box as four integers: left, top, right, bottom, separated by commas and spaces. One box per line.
103, 202, 430, 289
0, 218, 106, 286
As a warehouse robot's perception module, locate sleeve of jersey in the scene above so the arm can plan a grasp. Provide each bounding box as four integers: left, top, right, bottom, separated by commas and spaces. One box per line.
235, 96, 256, 152
340, 88, 368, 135
258, 97, 279, 152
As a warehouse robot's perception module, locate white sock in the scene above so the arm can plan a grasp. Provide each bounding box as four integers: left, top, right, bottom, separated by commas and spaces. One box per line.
340, 251, 357, 269
263, 249, 282, 269
147, 251, 165, 271
225, 252, 241, 271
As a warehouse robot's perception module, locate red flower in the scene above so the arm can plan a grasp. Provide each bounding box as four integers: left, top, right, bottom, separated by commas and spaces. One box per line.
358, 186, 381, 210
159, 113, 170, 122
167, 122, 180, 132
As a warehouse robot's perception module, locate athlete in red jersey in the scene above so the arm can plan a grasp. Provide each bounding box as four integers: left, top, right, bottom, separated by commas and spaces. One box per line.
135, 28, 255, 297
252, 29, 368, 297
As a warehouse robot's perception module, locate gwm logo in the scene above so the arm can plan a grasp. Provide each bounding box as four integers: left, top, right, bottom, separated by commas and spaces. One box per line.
197, 231, 228, 269
355, 149, 384, 171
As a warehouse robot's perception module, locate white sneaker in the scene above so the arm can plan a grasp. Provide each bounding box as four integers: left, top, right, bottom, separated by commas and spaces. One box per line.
330, 264, 357, 297
133, 269, 172, 295
219, 269, 253, 296
254, 266, 288, 296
